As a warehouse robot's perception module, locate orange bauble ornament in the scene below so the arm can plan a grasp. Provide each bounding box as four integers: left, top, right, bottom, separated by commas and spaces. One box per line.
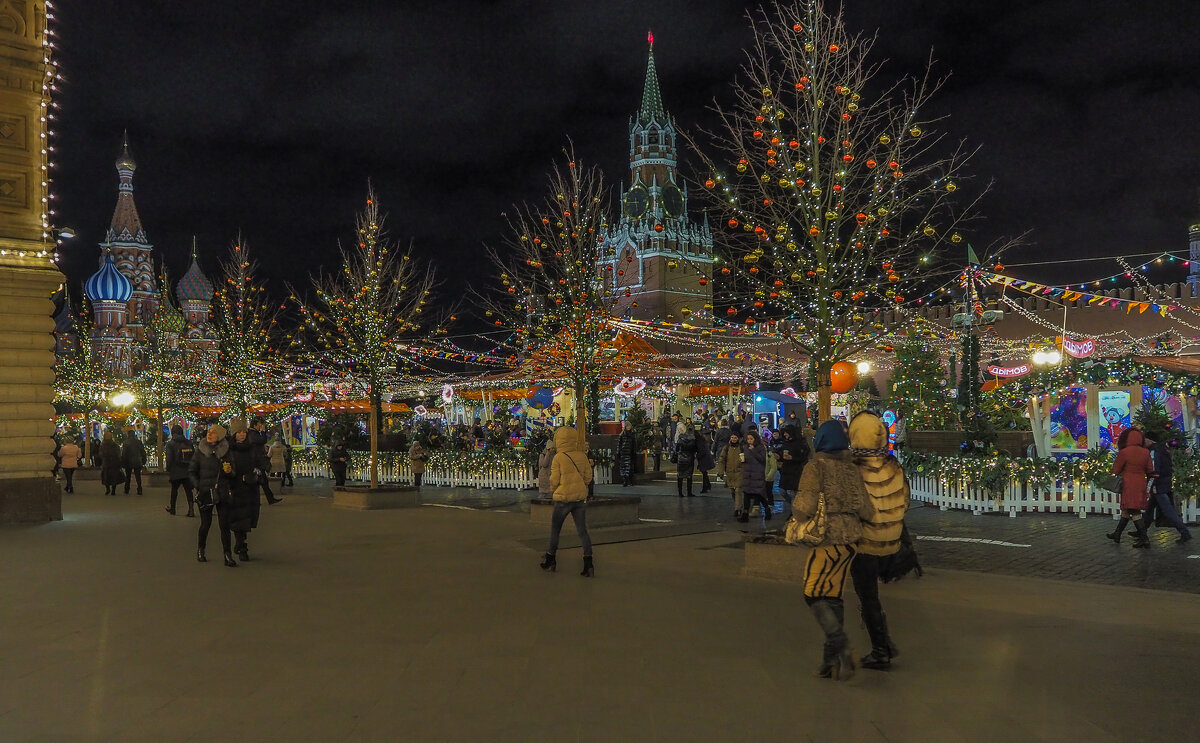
829, 361, 857, 393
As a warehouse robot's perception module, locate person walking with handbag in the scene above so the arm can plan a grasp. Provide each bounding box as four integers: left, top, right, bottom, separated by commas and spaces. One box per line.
163, 425, 197, 517
57, 437, 81, 493
739, 430, 771, 522
849, 412, 909, 670
190, 424, 237, 567
716, 431, 743, 518
99, 431, 123, 496
539, 426, 595, 577
791, 421, 876, 681
1106, 428, 1156, 548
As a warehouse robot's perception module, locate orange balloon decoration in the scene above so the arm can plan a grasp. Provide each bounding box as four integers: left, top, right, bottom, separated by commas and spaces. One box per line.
829, 361, 857, 394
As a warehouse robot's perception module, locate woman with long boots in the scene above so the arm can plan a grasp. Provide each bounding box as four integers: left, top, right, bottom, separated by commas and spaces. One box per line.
1107, 428, 1156, 548
226, 421, 261, 562
540, 426, 595, 577
792, 421, 876, 681
739, 430, 771, 522
190, 424, 237, 567
849, 412, 909, 670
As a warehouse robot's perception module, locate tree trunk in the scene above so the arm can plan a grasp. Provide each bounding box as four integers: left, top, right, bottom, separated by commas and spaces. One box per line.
369, 396, 380, 489
83, 411, 91, 465
816, 365, 832, 424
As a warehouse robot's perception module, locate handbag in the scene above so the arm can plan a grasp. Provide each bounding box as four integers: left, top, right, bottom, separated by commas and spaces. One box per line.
878, 523, 923, 582
1102, 474, 1123, 493
785, 461, 827, 546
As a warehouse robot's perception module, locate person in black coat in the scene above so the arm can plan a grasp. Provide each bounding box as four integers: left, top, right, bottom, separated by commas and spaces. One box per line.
190, 424, 237, 567
1145, 437, 1192, 543
775, 425, 810, 507
675, 421, 699, 497
329, 437, 350, 486
695, 427, 716, 493
163, 425, 196, 517
616, 419, 638, 487
99, 431, 123, 495
226, 426, 261, 563
250, 417, 282, 504
120, 429, 147, 495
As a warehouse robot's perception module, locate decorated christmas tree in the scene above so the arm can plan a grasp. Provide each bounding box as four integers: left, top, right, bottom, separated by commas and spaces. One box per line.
54, 296, 114, 464
292, 188, 442, 488
890, 337, 955, 429
210, 240, 280, 418
483, 147, 620, 434
692, 0, 996, 421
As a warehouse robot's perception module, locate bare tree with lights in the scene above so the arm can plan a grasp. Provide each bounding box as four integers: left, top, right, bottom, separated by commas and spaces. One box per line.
692, 0, 994, 421
211, 240, 280, 419
291, 188, 440, 488
482, 148, 626, 433
130, 275, 196, 471
54, 297, 115, 466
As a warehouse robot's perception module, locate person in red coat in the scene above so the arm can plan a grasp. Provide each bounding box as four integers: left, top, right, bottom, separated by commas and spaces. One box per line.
1106, 428, 1156, 548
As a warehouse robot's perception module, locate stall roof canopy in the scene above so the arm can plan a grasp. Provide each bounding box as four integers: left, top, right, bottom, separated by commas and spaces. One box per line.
1132, 356, 1200, 375
752, 391, 806, 405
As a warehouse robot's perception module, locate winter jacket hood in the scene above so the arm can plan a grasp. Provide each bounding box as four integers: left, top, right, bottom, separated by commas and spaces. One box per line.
850, 414, 909, 556
813, 421, 849, 453
550, 426, 591, 502
1118, 428, 1144, 449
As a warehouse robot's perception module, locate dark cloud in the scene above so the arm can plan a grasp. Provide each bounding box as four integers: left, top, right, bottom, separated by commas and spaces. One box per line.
53, 0, 1200, 299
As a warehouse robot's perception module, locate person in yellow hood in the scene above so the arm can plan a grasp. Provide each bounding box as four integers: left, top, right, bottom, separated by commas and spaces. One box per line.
539, 425, 595, 577
849, 412, 909, 670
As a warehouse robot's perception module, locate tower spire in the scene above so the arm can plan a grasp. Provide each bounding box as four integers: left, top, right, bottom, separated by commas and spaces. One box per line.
639, 32, 665, 123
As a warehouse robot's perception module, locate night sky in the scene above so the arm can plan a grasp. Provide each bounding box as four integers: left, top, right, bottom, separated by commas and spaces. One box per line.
53, 1, 1200, 307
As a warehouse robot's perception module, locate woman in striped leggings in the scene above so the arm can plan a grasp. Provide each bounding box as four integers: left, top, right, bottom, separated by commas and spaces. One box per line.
791, 421, 876, 680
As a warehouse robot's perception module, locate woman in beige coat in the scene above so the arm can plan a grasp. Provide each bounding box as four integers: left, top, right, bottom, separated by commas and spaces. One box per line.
408, 441, 427, 488
537, 439, 556, 495
539, 426, 595, 577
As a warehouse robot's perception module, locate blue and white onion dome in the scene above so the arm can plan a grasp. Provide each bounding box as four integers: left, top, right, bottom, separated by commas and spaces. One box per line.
176, 257, 214, 302
85, 255, 133, 303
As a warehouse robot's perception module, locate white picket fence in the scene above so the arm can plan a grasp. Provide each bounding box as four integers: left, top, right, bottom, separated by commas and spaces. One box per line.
909, 473, 1200, 523
291, 449, 614, 490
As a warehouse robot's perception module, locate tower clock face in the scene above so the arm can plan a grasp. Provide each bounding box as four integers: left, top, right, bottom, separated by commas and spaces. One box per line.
662, 184, 684, 217
624, 186, 648, 219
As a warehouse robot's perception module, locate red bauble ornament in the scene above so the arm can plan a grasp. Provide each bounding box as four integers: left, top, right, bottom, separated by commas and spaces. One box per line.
829, 361, 857, 393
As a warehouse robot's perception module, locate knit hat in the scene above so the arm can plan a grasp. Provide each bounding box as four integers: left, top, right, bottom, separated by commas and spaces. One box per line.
813, 420, 850, 453
208, 424, 228, 439
228, 418, 247, 435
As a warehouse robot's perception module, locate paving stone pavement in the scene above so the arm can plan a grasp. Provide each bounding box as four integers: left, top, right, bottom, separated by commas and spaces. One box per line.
3, 476, 1199, 741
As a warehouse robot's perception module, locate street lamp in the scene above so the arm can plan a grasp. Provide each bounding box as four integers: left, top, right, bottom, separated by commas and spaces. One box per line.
856, 361, 872, 375
1031, 349, 1061, 367
111, 390, 135, 407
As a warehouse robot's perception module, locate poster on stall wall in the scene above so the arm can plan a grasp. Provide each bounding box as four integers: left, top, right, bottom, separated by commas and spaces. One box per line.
1098, 390, 1131, 450
1142, 387, 1186, 437
1049, 388, 1089, 451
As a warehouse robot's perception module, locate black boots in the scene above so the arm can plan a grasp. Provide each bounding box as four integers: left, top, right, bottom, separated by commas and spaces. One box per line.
809, 599, 855, 681
540, 553, 557, 572
165, 506, 175, 515
700, 472, 711, 493
1107, 517, 1129, 544
581, 556, 594, 577
860, 610, 898, 670
223, 552, 238, 567
235, 533, 250, 562
197, 548, 207, 563
1131, 518, 1150, 548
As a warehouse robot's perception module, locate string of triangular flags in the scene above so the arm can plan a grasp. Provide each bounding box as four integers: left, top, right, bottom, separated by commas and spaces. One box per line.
979, 270, 1177, 317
